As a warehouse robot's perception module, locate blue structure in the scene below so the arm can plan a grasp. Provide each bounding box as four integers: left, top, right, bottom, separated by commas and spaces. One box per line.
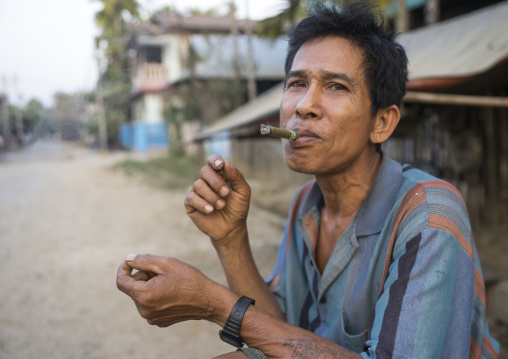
120, 122, 169, 153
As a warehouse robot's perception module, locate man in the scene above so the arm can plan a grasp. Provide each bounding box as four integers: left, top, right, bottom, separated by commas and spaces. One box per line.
117, 3, 499, 358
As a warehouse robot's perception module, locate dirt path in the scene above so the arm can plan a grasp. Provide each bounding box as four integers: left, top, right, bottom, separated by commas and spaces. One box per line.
0, 141, 285, 359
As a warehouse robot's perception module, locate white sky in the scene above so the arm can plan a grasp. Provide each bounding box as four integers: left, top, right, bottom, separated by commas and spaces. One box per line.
0, 0, 284, 107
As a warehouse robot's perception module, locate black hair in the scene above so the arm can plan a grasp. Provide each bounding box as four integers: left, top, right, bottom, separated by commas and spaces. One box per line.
285, 1, 408, 116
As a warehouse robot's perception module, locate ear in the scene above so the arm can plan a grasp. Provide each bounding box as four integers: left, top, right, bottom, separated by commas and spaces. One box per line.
370, 105, 400, 145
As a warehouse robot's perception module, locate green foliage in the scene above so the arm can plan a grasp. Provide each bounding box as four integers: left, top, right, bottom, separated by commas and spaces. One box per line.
113, 155, 201, 190
93, 0, 141, 147
258, 0, 394, 39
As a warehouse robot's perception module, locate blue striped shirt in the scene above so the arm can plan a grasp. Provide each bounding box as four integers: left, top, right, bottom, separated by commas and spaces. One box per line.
267, 154, 499, 358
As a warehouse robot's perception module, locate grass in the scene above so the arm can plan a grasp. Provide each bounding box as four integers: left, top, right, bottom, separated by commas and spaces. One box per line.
113, 154, 201, 190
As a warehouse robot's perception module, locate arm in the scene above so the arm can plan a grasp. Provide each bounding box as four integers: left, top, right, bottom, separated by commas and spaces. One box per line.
116, 254, 361, 359
184, 155, 283, 319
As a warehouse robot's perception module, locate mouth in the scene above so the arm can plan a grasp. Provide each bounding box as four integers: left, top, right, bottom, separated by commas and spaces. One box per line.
286, 127, 322, 146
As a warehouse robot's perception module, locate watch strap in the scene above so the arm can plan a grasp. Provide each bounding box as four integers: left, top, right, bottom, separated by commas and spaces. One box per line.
219, 295, 255, 348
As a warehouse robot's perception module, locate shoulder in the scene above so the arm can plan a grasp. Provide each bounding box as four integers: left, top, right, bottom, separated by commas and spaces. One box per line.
393, 165, 472, 253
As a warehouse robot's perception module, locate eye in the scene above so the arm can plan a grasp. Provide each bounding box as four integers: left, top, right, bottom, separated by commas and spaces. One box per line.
286, 80, 306, 89
330, 83, 348, 91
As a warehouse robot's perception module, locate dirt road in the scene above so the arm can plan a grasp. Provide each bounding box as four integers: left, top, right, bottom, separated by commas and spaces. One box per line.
0, 140, 285, 359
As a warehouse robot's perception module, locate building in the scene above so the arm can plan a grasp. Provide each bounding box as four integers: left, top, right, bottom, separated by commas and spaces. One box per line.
121, 11, 287, 153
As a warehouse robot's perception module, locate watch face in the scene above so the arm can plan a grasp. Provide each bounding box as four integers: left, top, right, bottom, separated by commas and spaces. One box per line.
219, 329, 243, 348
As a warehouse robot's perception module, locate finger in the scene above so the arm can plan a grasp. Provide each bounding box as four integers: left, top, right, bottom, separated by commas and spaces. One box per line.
184, 190, 216, 214
193, 177, 227, 210
200, 165, 230, 198
207, 154, 225, 171
222, 162, 250, 197
132, 270, 151, 281
116, 260, 142, 294
125, 254, 166, 275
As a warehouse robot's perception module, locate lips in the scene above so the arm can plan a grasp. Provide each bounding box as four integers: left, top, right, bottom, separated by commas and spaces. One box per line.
287, 127, 322, 146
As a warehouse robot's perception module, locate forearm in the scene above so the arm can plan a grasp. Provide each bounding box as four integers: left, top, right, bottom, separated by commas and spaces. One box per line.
242, 307, 362, 359
213, 226, 284, 320
209, 287, 360, 359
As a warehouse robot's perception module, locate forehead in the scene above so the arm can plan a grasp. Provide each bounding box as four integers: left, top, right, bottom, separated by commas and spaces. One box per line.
290, 36, 366, 77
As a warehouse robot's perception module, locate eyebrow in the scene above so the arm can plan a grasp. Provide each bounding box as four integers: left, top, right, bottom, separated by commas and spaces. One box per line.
286, 69, 356, 87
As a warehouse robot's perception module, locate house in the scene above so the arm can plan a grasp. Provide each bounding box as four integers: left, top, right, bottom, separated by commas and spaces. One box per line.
121, 11, 287, 153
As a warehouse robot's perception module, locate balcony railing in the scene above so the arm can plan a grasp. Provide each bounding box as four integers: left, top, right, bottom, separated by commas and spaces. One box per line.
132, 63, 168, 92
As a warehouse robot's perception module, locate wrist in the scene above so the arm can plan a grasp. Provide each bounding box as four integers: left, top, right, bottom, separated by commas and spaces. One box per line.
211, 224, 248, 252
206, 282, 240, 326
219, 295, 256, 348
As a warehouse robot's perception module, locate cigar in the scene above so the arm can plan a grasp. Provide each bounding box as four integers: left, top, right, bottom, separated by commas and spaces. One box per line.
260, 124, 301, 140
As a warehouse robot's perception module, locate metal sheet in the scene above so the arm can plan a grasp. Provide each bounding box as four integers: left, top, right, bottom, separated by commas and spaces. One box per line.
398, 1, 508, 80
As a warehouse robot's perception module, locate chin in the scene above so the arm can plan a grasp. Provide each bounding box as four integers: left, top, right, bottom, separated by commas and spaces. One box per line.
284, 155, 317, 175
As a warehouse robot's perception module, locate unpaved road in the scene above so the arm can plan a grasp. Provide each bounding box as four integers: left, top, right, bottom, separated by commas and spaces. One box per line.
0, 140, 285, 359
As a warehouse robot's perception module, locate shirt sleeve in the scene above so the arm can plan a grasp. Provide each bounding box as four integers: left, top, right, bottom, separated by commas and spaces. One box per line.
362, 228, 474, 359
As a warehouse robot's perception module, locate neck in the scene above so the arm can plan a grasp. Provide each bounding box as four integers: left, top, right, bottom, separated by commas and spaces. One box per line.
315, 150, 381, 219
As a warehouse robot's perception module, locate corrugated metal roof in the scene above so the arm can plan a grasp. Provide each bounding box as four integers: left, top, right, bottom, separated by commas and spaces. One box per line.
174, 34, 287, 83
152, 12, 257, 34
398, 0, 508, 80
194, 1, 508, 140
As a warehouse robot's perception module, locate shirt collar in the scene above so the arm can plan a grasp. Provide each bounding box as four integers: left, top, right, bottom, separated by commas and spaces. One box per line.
298, 153, 402, 237
355, 153, 402, 237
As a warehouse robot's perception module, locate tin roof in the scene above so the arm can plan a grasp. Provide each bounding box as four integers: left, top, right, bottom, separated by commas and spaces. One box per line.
398, 0, 508, 82
151, 12, 257, 34
174, 34, 287, 83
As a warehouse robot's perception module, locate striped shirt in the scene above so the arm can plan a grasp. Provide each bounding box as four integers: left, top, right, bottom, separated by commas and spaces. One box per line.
267, 154, 499, 358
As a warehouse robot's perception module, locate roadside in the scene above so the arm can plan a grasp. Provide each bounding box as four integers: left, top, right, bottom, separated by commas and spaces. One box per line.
0, 140, 285, 359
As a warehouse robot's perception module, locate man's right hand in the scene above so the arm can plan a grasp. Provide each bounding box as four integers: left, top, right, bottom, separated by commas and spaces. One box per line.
184, 154, 251, 245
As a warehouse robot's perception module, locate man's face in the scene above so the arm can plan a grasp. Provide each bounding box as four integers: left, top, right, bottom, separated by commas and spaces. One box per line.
280, 36, 377, 175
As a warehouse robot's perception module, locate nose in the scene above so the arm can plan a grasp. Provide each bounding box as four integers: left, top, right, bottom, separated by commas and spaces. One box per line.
295, 85, 321, 119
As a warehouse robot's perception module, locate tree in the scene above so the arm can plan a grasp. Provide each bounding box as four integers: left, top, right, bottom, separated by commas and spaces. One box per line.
258, 0, 393, 39
92, 0, 141, 147
22, 99, 45, 136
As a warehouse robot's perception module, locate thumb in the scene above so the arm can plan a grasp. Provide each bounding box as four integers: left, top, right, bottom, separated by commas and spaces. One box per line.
125, 254, 165, 275
223, 162, 250, 196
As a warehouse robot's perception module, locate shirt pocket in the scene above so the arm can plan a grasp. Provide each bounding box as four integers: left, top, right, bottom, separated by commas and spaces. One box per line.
338, 309, 368, 353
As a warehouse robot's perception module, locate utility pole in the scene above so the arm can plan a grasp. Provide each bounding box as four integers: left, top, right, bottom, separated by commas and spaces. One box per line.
16, 94, 24, 146
397, 0, 409, 33
245, 0, 257, 101
424, 0, 440, 25
13, 75, 24, 146
95, 44, 108, 152
1, 76, 10, 148
229, 0, 242, 107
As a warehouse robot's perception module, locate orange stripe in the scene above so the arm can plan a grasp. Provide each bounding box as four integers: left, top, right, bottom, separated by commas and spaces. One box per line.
303, 212, 319, 249
381, 184, 427, 287
483, 335, 499, 358
428, 214, 474, 259
286, 180, 315, 254
470, 337, 481, 359
422, 180, 466, 203
474, 268, 487, 307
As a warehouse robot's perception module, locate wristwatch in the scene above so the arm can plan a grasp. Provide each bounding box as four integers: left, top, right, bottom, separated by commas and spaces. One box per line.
219, 295, 255, 348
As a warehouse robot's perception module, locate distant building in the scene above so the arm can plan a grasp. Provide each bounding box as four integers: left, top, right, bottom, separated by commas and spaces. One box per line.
122, 12, 287, 153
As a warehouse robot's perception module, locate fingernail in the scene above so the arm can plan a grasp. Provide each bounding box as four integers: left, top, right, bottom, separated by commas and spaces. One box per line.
126, 254, 136, 262
216, 199, 225, 209
220, 186, 229, 197
204, 204, 214, 213
214, 159, 222, 168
